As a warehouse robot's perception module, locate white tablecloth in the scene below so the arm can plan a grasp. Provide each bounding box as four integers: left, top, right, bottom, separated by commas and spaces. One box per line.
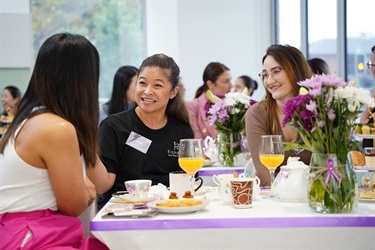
91, 194, 375, 250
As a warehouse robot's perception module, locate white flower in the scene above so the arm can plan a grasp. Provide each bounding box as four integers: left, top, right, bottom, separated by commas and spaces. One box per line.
326, 87, 334, 104
223, 92, 251, 107
347, 101, 360, 112
335, 86, 374, 106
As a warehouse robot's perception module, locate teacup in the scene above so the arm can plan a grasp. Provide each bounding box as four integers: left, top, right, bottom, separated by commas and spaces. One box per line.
231, 178, 255, 209
364, 147, 375, 167
213, 174, 235, 204
169, 171, 203, 198
124, 179, 152, 199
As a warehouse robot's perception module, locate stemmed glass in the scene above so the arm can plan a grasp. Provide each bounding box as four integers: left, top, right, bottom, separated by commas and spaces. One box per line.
178, 139, 205, 193
259, 135, 284, 199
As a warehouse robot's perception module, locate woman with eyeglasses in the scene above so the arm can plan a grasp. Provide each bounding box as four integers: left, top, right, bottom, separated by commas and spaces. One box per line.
245, 44, 313, 187
367, 45, 375, 78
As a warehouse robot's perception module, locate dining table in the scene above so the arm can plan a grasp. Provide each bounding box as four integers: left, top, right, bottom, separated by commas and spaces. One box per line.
90, 187, 375, 250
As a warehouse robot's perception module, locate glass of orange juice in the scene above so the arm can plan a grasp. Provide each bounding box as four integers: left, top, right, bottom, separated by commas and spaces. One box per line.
259, 135, 284, 199
178, 139, 205, 193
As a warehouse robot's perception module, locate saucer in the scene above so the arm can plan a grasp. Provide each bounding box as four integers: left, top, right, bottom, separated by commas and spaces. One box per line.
118, 193, 158, 204
354, 166, 375, 171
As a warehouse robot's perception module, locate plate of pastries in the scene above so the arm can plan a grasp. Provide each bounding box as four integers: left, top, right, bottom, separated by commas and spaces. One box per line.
148, 191, 209, 214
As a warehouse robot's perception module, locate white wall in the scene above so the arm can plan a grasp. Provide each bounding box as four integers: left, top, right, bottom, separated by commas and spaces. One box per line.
0, 0, 272, 101
145, 0, 272, 101
0, 0, 32, 68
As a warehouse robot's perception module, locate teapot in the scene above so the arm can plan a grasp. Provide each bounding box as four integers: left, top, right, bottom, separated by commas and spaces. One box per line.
272, 157, 309, 202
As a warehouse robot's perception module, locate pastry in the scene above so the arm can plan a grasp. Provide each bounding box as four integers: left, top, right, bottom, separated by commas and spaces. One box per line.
359, 191, 375, 199
349, 151, 365, 166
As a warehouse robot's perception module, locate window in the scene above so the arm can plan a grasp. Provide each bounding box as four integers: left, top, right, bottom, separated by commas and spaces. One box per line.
307, 0, 337, 73
31, 0, 145, 101
277, 0, 301, 49
277, 0, 374, 94
347, 0, 375, 90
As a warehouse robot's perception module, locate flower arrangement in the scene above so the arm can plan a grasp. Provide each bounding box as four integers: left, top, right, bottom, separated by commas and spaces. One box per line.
206, 90, 255, 167
282, 74, 375, 213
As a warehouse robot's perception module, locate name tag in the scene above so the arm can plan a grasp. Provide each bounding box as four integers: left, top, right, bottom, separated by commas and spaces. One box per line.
126, 131, 152, 154
294, 148, 304, 155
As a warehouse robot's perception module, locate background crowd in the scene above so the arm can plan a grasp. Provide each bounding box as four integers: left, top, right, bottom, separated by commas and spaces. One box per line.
0, 32, 374, 249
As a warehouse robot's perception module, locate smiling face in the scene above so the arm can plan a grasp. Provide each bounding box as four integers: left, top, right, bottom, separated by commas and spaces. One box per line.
135, 66, 178, 116
1, 89, 19, 111
262, 55, 295, 104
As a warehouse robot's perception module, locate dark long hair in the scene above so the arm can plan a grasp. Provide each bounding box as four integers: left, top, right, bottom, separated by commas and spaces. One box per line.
262, 44, 312, 135
237, 75, 258, 96
307, 58, 330, 75
0, 33, 100, 167
106, 66, 138, 115
138, 53, 192, 131
194, 62, 230, 98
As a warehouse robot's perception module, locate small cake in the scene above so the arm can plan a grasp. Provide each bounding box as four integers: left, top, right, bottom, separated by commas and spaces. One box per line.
181, 191, 197, 205
167, 191, 181, 204
182, 191, 194, 199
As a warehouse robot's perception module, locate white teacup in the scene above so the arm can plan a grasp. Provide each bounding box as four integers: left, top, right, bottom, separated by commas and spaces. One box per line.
213, 174, 235, 204
169, 171, 203, 198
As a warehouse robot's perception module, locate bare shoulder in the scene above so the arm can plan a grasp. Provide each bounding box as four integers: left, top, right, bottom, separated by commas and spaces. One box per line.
28, 113, 77, 143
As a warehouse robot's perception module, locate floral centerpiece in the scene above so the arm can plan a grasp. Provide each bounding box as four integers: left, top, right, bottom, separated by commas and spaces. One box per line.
282, 74, 375, 213
206, 89, 255, 167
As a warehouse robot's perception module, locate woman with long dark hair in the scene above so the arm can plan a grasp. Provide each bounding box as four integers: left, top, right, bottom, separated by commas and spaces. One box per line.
0, 33, 111, 249
99, 65, 138, 123
187, 62, 232, 140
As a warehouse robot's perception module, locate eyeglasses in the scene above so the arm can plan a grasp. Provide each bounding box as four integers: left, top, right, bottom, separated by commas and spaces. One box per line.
258, 66, 283, 82
367, 61, 375, 69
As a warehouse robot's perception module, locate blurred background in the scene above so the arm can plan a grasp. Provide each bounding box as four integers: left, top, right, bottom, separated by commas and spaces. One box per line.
0, 0, 374, 103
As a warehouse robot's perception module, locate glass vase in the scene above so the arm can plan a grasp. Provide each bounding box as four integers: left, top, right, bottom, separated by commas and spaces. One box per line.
216, 132, 242, 167
308, 152, 357, 213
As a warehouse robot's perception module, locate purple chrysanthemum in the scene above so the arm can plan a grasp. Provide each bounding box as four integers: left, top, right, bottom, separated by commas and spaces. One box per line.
282, 94, 310, 127
328, 109, 336, 120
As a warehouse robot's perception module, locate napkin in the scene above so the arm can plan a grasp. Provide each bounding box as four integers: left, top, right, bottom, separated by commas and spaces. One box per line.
154, 183, 169, 200
244, 158, 257, 177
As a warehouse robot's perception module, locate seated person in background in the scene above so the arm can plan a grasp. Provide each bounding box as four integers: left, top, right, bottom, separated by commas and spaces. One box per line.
0, 33, 111, 249
360, 91, 375, 148
234, 75, 258, 97
98, 53, 194, 209
99, 65, 138, 124
1, 85, 22, 118
361, 46, 375, 147
307, 57, 330, 75
178, 77, 186, 100
245, 44, 313, 187
187, 62, 232, 140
